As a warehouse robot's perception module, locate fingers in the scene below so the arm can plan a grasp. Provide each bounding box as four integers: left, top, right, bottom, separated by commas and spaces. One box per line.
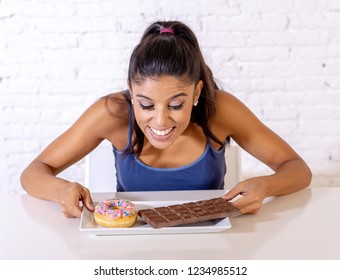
63, 204, 82, 219
60, 196, 82, 218
228, 195, 262, 214
223, 182, 247, 201
223, 179, 266, 214
58, 182, 94, 218
81, 187, 94, 212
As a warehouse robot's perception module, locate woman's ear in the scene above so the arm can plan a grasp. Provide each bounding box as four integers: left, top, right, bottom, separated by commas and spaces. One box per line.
194, 80, 203, 102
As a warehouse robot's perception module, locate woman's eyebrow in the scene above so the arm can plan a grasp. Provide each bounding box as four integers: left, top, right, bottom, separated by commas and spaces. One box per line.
169, 93, 188, 100
135, 93, 188, 101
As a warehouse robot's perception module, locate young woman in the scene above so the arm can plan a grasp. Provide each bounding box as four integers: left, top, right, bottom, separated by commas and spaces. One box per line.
20, 21, 312, 218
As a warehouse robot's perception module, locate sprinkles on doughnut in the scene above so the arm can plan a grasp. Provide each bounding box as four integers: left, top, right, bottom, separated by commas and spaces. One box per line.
94, 199, 138, 228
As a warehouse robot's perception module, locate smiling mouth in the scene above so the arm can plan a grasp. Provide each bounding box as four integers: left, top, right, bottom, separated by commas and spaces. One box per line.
149, 126, 175, 136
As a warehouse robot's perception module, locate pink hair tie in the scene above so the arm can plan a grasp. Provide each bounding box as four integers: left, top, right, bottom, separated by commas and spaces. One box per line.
160, 28, 174, 35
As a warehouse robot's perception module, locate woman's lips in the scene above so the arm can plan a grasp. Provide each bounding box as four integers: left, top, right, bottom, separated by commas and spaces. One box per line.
149, 126, 174, 136
148, 126, 175, 141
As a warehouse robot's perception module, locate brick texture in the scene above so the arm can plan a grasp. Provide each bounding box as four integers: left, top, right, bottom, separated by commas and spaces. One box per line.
1, 0, 340, 193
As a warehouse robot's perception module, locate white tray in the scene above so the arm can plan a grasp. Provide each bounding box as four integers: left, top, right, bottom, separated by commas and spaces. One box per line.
80, 200, 232, 235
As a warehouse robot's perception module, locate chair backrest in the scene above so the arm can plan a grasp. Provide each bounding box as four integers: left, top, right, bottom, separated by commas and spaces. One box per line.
224, 144, 242, 189
85, 141, 241, 192
85, 142, 117, 193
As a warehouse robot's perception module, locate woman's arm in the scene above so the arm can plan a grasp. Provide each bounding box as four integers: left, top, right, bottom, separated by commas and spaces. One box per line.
213, 91, 312, 213
20, 95, 128, 217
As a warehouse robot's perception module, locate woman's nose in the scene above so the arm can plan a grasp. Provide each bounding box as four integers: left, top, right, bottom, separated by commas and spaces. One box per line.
154, 108, 168, 126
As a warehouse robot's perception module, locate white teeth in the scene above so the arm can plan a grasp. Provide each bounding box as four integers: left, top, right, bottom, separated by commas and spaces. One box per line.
150, 127, 173, 136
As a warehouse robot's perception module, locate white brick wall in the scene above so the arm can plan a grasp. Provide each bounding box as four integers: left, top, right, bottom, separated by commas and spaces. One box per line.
1, 0, 340, 193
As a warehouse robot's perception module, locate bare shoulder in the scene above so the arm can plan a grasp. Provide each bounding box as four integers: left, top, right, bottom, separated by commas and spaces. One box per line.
213, 91, 305, 173
215, 90, 246, 115
33, 91, 130, 174
92, 92, 129, 124
214, 90, 272, 143
99, 91, 130, 120
82, 91, 130, 141
213, 90, 253, 138
54, 90, 130, 152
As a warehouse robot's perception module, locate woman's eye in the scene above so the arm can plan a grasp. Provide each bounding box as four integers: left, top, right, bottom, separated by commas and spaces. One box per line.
138, 102, 184, 111
138, 102, 154, 110
169, 103, 184, 110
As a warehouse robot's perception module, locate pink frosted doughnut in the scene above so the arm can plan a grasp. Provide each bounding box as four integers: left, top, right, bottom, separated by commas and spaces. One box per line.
94, 199, 137, 228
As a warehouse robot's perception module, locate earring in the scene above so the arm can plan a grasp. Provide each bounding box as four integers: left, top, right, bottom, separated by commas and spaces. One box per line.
194, 100, 199, 106
131, 99, 134, 105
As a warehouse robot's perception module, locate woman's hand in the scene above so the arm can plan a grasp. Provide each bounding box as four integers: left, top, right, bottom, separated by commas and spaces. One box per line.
223, 176, 269, 214
55, 182, 94, 218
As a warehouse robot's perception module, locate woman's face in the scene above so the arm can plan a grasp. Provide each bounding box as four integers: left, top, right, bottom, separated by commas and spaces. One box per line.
130, 75, 202, 150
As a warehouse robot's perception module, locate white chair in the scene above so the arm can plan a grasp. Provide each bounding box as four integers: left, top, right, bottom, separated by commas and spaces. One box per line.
224, 144, 241, 189
85, 141, 241, 192
85, 141, 117, 193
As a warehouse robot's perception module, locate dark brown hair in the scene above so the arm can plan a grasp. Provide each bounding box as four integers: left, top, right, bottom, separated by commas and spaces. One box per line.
126, 21, 224, 155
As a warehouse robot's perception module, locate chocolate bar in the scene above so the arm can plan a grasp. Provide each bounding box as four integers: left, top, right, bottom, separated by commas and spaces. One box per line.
138, 197, 241, 229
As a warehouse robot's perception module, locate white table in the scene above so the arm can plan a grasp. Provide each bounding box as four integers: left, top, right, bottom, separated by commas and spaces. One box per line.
1, 187, 339, 260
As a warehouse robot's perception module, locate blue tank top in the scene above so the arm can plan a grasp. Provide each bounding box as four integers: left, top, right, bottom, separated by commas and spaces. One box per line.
112, 103, 227, 192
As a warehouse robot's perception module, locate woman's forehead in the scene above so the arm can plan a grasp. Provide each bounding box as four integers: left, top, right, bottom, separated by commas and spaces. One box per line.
131, 76, 196, 97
